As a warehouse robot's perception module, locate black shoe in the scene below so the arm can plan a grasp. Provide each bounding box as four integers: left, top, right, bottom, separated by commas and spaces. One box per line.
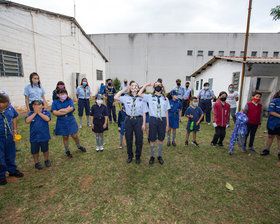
0, 178, 7, 185
15, 148, 21, 152
192, 141, 199, 147
157, 156, 164, 165
172, 141, 176, 146
185, 140, 188, 146
9, 169, 24, 178
127, 157, 133, 163
167, 141, 171, 147
35, 162, 43, 170
136, 158, 141, 164
260, 149, 270, 156
66, 151, 73, 158
149, 156, 155, 164
44, 160, 51, 167
218, 143, 224, 147
211, 142, 217, 147
78, 146, 86, 152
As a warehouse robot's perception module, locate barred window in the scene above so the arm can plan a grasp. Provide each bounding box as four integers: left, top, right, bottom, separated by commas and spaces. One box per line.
96, 70, 103, 81
0, 50, 23, 77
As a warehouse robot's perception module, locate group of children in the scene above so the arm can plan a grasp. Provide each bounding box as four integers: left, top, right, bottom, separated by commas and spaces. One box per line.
1, 74, 280, 185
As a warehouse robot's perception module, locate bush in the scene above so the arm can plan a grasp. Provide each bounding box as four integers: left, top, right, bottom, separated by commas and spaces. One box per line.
113, 77, 121, 91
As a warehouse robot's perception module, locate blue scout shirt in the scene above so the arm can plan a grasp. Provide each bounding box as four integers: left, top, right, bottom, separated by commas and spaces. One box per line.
76, 86, 91, 99
25, 110, 51, 143
168, 99, 182, 114
51, 98, 78, 136
267, 98, 280, 130
119, 95, 148, 116
24, 84, 46, 104
118, 110, 127, 127
185, 106, 203, 122
183, 88, 191, 99
198, 89, 215, 100
0, 105, 18, 137
143, 94, 170, 118
90, 104, 108, 119
104, 87, 117, 104
173, 86, 185, 100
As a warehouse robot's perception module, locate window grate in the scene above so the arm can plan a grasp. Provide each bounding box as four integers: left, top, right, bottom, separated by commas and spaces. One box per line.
0, 50, 23, 77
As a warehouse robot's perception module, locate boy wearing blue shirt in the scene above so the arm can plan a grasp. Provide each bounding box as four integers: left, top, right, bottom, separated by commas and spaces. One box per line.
260, 91, 280, 159
0, 94, 24, 185
103, 79, 117, 123
25, 100, 51, 169
118, 104, 127, 149
185, 97, 204, 147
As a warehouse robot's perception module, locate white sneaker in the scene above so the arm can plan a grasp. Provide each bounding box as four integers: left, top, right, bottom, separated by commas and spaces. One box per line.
226, 124, 230, 128
79, 124, 82, 129
119, 145, 122, 149
208, 123, 211, 125
100, 146, 104, 151
96, 146, 100, 152
87, 123, 92, 127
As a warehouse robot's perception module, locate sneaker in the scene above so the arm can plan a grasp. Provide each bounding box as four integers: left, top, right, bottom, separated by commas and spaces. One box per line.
226, 124, 230, 128
15, 148, 21, 152
241, 146, 247, 153
9, 169, 24, 178
167, 141, 171, 147
79, 124, 82, 129
218, 143, 224, 147
185, 140, 188, 146
172, 141, 176, 146
192, 141, 199, 147
157, 156, 164, 165
208, 123, 211, 125
96, 146, 100, 152
249, 147, 257, 153
136, 158, 141, 164
66, 151, 73, 158
119, 145, 122, 149
0, 178, 7, 185
87, 123, 92, 127
78, 146, 87, 152
260, 149, 270, 156
35, 162, 43, 170
211, 142, 216, 147
44, 160, 51, 167
99, 146, 104, 152
127, 157, 133, 163
149, 156, 155, 165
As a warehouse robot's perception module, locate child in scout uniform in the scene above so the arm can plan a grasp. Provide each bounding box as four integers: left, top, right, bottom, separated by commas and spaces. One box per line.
138, 81, 170, 165
260, 91, 280, 159
90, 94, 108, 152
0, 94, 24, 185
115, 81, 147, 164
76, 78, 91, 128
103, 79, 117, 123
25, 100, 51, 169
167, 90, 182, 147
185, 97, 204, 147
51, 89, 86, 158
118, 104, 127, 149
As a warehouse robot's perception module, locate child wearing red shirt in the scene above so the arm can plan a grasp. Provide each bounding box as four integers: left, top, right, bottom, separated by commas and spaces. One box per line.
243, 92, 263, 153
211, 91, 230, 147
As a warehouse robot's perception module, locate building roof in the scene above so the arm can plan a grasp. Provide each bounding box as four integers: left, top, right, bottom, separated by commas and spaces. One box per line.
0, 0, 108, 62
191, 56, 280, 77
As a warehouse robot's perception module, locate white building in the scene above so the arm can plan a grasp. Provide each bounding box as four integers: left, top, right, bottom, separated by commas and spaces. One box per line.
89, 33, 280, 91
191, 56, 280, 110
0, 0, 108, 109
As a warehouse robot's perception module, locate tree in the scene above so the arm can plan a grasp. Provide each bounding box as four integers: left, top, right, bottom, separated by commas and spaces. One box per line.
113, 77, 121, 91
270, 5, 280, 21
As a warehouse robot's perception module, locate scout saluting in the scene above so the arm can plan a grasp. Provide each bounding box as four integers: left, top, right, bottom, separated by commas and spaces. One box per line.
167, 90, 182, 147
138, 81, 170, 165
51, 89, 86, 158
90, 94, 108, 152
115, 81, 147, 164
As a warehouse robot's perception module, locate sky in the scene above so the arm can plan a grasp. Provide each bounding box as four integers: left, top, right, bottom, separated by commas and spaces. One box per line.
11, 0, 280, 34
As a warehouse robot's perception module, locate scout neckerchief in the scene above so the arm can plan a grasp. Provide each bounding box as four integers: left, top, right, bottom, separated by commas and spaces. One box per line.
83, 86, 87, 98
155, 94, 162, 120
0, 110, 13, 138
130, 95, 137, 117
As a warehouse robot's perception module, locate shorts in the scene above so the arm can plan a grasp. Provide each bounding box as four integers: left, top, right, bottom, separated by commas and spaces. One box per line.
149, 116, 167, 142
78, 99, 90, 116
267, 127, 280, 136
31, 141, 49, 154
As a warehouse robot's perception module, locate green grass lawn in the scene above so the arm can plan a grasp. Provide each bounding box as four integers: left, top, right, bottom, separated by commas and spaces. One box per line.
1, 104, 280, 223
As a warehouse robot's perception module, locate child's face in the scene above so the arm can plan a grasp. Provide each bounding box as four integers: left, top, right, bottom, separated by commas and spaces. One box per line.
172, 95, 178, 100
32, 102, 42, 111
253, 94, 261, 100
32, 75, 39, 85
219, 94, 227, 99
0, 102, 9, 112
191, 99, 198, 106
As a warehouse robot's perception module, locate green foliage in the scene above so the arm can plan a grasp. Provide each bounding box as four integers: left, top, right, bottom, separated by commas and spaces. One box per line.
270, 5, 280, 21
113, 77, 121, 91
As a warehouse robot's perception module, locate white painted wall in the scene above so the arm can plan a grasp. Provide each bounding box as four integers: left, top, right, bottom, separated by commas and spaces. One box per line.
89, 33, 280, 92
0, 5, 106, 109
